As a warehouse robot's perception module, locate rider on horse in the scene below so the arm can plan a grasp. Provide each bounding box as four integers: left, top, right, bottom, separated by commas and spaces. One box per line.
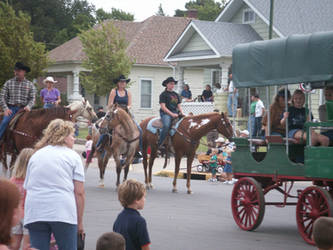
158, 77, 184, 149
0, 62, 36, 141
97, 75, 136, 152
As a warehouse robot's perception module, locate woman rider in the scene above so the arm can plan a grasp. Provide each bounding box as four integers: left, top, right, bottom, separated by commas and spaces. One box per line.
158, 77, 184, 148
97, 75, 134, 151
40, 76, 61, 108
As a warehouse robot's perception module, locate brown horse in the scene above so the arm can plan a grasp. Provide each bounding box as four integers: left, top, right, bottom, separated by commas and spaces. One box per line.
140, 112, 233, 194
1, 98, 97, 176
87, 104, 140, 187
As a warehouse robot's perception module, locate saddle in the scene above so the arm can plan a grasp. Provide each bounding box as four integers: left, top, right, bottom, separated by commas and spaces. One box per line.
9, 111, 25, 131
151, 119, 163, 129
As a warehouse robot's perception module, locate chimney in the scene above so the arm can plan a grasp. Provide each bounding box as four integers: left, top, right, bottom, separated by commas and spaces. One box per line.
187, 9, 198, 19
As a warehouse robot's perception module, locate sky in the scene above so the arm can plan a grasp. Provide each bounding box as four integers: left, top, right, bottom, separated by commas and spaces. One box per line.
89, 0, 189, 21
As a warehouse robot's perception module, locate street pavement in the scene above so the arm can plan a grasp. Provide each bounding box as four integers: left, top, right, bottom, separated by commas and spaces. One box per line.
1, 144, 315, 250
80, 144, 315, 250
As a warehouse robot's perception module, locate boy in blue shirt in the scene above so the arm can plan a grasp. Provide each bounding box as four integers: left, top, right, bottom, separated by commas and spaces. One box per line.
113, 179, 150, 250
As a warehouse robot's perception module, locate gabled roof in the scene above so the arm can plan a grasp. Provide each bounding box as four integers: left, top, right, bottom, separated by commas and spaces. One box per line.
49, 16, 191, 66
164, 20, 261, 61
216, 0, 333, 37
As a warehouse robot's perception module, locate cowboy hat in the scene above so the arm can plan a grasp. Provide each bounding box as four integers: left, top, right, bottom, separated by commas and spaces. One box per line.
162, 77, 178, 87
43, 76, 57, 84
215, 137, 225, 143
113, 75, 130, 84
14, 62, 30, 73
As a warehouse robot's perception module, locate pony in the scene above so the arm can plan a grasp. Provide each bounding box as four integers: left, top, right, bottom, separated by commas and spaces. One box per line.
1, 98, 97, 176
87, 104, 140, 187
140, 112, 233, 194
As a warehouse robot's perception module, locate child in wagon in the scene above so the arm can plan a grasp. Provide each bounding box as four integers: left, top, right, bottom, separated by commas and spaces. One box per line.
281, 89, 329, 146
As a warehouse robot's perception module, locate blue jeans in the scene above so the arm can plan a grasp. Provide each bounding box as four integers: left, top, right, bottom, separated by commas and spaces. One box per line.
0, 106, 20, 139
228, 92, 238, 117
254, 117, 263, 137
43, 103, 55, 108
26, 221, 77, 250
158, 111, 172, 146
248, 115, 255, 135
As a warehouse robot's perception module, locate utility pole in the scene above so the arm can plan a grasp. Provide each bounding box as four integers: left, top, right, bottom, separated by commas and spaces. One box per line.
269, 0, 274, 40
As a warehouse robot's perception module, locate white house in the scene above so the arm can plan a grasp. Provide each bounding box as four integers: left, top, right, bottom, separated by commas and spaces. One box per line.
164, 0, 333, 119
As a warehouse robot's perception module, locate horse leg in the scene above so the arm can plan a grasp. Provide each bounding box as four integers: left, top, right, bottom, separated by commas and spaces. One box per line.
98, 154, 105, 187
113, 154, 122, 187
148, 148, 158, 189
172, 155, 182, 193
186, 154, 195, 194
142, 146, 149, 189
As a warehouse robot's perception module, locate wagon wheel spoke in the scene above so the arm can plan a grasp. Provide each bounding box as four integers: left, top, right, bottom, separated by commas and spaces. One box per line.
319, 209, 329, 216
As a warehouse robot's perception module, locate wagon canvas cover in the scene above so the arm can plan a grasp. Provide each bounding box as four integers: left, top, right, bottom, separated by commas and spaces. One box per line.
232, 31, 333, 88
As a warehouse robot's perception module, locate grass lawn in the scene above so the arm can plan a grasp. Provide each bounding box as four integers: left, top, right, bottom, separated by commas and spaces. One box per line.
78, 127, 89, 140
197, 136, 208, 153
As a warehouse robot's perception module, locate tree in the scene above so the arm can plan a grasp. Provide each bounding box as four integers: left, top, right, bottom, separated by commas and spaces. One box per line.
96, 8, 134, 22
79, 22, 133, 96
156, 4, 165, 16
0, 2, 49, 86
174, 0, 227, 21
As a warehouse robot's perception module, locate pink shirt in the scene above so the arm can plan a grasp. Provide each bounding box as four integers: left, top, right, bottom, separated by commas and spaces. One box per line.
10, 177, 26, 216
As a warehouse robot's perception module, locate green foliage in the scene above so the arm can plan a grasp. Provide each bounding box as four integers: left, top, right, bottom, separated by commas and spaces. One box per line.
0, 2, 49, 87
156, 4, 166, 16
96, 8, 134, 22
174, 0, 227, 21
79, 22, 133, 96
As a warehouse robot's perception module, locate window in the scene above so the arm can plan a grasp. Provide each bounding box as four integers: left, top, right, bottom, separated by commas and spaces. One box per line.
243, 9, 255, 24
140, 79, 152, 108
211, 69, 221, 92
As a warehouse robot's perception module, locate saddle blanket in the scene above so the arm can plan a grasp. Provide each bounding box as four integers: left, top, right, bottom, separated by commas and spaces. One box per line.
147, 117, 184, 136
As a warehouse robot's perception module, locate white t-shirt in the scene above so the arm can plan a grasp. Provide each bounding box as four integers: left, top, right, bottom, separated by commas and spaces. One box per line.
24, 145, 85, 226
85, 140, 92, 151
228, 81, 234, 93
255, 99, 265, 117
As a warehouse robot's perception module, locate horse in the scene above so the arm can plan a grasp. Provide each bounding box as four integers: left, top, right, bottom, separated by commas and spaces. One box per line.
1, 98, 97, 176
140, 112, 233, 194
87, 104, 140, 187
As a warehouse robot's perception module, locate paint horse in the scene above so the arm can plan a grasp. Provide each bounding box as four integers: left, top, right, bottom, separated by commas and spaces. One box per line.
1, 98, 97, 176
140, 112, 233, 194
90, 104, 140, 187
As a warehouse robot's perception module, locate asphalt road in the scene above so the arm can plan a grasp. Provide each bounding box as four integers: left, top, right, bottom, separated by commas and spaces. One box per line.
83, 162, 315, 250
1, 144, 315, 250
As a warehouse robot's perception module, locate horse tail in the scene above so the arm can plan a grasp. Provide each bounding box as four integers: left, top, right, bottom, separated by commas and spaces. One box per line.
162, 144, 168, 169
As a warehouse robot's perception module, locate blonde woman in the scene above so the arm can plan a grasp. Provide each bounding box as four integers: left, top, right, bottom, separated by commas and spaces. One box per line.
24, 119, 85, 250
10, 148, 34, 250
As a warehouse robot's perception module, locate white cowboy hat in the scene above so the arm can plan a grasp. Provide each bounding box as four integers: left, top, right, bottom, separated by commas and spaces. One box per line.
215, 137, 225, 143
240, 130, 249, 136
43, 76, 57, 84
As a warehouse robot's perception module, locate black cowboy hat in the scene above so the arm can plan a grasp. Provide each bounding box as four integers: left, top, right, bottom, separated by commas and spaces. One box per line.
113, 75, 130, 84
162, 77, 177, 87
14, 62, 30, 73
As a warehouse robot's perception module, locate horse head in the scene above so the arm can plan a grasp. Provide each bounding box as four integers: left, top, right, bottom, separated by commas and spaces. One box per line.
100, 104, 124, 130
66, 98, 97, 121
216, 112, 233, 139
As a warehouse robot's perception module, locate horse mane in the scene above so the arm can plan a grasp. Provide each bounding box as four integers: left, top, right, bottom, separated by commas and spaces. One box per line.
115, 107, 134, 129
27, 107, 69, 119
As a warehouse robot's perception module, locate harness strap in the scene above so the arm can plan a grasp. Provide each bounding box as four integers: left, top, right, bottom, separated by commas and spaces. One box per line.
11, 129, 37, 139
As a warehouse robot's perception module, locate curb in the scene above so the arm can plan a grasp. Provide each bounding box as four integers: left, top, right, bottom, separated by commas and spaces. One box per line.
154, 170, 216, 180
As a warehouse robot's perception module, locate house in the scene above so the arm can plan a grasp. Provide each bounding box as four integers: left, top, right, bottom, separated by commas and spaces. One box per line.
164, 0, 333, 119
47, 16, 207, 122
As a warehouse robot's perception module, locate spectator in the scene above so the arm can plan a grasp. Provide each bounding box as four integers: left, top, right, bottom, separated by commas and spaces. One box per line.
180, 84, 192, 102
201, 85, 213, 102
10, 148, 34, 250
113, 179, 150, 250
221, 148, 235, 184
96, 106, 106, 119
248, 95, 257, 135
239, 130, 249, 138
262, 88, 291, 137
208, 148, 218, 182
227, 73, 238, 117
0, 179, 22, 250
24, 119, 85, 250
74, 122, 79, 137
96, 232, 125, 250
253, 94, 265, 137
313, 217, 333, 250
40, 77, 61, 109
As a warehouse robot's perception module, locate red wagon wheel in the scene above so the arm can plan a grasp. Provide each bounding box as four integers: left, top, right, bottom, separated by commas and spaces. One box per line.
231, 177, 265, 231
296, 186, 333, 245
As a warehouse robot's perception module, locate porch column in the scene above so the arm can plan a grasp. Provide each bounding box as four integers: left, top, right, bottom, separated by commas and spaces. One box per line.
177, 66, 184, 94
68, 70, 82, 102
214, 63, 229, 114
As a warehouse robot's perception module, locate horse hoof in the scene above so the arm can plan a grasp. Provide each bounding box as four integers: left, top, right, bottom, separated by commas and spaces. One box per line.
149, 183, 154, 189
187, 190, 193, 194
172, 188, 178, 193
